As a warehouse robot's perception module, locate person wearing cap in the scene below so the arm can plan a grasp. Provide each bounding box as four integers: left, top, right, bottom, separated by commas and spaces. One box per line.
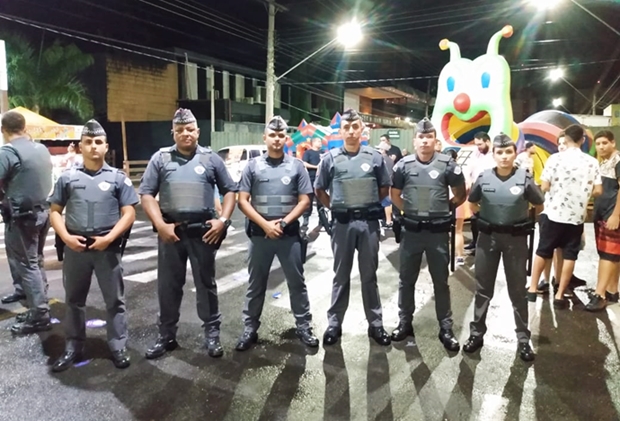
235, 116, 318, 351
390, 118, 466, 351
515, 141, 536, 175
314, 108, 392, 346
0, 111, 53, 334
464, 133, 544, 362
48, 119, 138, 372
139, 108, 238, 358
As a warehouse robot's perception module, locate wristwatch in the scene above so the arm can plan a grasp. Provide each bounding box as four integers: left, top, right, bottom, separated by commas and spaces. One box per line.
280, 220, 288, 229
219, 216, 232, 228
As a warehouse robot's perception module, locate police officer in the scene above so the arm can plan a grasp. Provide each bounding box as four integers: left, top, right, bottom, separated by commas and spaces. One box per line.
465, 134, 543, 362
0, 111, 52, 334
390, 118, 466, 351
235, 116, 318, 350
314, 108, 392, 346
139, 108, 237, 359
48, 120, 138, 372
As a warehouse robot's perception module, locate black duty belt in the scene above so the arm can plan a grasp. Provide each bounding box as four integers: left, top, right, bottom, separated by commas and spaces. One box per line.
478, 218, 534, 236
402, 216, 452, 233
332, 207, 384, 224
247, 220, 300, 238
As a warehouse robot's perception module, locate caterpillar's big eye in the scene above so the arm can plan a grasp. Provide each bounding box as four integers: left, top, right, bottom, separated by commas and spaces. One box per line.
481, 72, 491, 89
447, 76, 455, 92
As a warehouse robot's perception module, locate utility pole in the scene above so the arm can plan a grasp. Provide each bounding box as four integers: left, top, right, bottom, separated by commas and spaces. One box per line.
0, 40, 9, 114
261, 0, 287, 124
210, 66, 215, 133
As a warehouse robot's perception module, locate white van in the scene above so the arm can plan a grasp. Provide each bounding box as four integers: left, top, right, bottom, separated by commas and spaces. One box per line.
217, 144, 267, 182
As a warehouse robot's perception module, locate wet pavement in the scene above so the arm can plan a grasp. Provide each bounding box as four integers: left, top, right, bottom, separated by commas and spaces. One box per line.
0, 210, 619, 421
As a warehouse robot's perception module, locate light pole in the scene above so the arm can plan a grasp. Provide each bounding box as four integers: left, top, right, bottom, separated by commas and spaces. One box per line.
265, 20, 363, 122
0, 40, 9, 114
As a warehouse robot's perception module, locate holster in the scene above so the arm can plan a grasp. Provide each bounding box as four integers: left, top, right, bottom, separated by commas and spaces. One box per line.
55, 233, 65, 262
318, 207, 333, 236
392, 217, 402, 243
300, 234, 309, 264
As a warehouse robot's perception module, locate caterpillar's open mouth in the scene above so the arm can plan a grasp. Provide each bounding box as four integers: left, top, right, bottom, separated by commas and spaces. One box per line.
441, 111, 489, 145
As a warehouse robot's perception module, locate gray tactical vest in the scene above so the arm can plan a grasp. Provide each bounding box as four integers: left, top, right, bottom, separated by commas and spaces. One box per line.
330, 146, 380, 210
3, 137, 52, 209
65, 167, 121, 235
478, 168, 529, 225
251, 155, 298, 219
402, 153, 451, 218
158, 146, 215, 220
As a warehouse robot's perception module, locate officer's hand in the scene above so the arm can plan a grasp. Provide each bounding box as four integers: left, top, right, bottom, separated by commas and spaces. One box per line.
607, 214, 620, 230
263, 220, 283, 239
64, 235, 87, 252
203, 219, 225, 244
157, 222, 180, 243
90, 235, 113, 251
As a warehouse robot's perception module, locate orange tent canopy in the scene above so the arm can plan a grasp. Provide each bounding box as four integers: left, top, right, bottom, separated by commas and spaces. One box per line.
9, 106, 82, 140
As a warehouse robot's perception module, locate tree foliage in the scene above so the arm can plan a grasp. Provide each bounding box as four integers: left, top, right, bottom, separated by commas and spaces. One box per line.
2, 33, 94, 120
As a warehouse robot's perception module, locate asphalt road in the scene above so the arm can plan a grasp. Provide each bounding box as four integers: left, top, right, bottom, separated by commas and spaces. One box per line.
0, 209, 619, 421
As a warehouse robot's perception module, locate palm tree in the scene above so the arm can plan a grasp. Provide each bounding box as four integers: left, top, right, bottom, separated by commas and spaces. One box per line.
2, 34, 94, 120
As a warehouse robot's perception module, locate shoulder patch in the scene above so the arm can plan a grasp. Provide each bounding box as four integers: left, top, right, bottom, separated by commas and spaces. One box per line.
124, 177, 133, 187
454, 165, 462, 175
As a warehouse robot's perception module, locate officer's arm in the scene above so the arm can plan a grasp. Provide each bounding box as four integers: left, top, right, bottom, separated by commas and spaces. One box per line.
238, 191, 271, 229
314, 157, 331, 209
390, 162, 405, 210
138, 154, 166, 229
212, 155, 238, 221
106, 174, 139, 241
283, 165, 312, 225
237, 162, 270, 228
446, 160, 467, 207
376, 154, 391, 201
49, 203, 72, 241
106, 206, 136, 241
524, 175, 545, 206
468, 176, 483, 214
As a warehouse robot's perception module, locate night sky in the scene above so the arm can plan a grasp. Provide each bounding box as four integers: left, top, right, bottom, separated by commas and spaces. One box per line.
1, 0, 620, 112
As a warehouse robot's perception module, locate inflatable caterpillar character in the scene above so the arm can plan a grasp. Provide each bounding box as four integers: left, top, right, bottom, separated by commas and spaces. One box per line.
431, 25, 592, 182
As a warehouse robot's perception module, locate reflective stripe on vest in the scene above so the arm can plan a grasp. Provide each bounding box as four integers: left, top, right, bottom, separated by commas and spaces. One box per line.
402, 153, 450, 218
65, 167, 120, 234
330, 146, 379, 210
478, 168, 529, 225
251, 155, 298, 219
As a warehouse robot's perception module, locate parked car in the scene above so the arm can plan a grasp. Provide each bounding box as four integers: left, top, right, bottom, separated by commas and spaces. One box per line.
217, 145, 267, 182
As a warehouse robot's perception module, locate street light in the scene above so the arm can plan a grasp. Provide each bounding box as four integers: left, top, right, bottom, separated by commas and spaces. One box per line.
336, 21, 363, 49
529, 0, 562, 9
549, 68, 564, 81
265, 20, 363, 122
552, 98, 563, 107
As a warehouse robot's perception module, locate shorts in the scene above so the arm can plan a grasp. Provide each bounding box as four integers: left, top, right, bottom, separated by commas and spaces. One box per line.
594, 219, 620, 262
381, 196, 392, 207
535, 213, 584, 261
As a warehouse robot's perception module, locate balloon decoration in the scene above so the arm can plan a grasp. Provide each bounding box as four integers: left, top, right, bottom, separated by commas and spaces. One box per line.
431, 25, 593, 183
285, 113, 370, 159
